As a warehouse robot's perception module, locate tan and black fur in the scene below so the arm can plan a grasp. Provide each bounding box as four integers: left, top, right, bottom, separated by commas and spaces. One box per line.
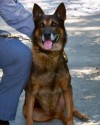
23, 3, 88, 125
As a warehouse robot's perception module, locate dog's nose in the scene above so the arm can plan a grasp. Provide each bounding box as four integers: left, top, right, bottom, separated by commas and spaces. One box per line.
44, 32, 51, 39
44, 28, 51, 39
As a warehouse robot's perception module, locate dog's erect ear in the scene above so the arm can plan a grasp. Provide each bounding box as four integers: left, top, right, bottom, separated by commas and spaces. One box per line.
54, 2, 66, 21
33, 4, 44, 20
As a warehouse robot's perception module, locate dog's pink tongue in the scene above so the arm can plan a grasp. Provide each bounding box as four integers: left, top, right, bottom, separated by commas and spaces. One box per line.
44, 40, 52, 50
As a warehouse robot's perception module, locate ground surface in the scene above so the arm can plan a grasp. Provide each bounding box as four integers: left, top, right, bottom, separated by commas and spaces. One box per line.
0, 0, 100, 125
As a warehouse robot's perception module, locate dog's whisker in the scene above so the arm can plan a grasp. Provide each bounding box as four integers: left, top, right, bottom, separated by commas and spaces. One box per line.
51, 33, 54, 41
56, 34, 59, 41
42, 34, 45, 42
53, 34, 59, 42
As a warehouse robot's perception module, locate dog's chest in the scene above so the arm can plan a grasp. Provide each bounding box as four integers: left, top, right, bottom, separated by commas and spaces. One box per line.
31, 69, 58, 88
31, 52, 68, 88
36, 86, 62, 112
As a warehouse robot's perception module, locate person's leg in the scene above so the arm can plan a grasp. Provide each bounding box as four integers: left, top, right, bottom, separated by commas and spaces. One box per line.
0, 33, 32, 122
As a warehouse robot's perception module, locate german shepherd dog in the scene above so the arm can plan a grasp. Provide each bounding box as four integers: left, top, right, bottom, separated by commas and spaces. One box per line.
23, 3, 88, 125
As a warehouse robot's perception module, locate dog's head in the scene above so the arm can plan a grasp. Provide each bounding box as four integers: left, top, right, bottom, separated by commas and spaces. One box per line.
32, 3, 67, 52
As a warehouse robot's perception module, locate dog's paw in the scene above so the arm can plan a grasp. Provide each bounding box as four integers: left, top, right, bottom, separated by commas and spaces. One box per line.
73, 109, 89, 121
80, 113, 89, 121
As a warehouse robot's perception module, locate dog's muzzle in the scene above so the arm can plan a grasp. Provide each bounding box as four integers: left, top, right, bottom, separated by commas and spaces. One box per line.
42, 33, 59, 42
41, 33, 59, 50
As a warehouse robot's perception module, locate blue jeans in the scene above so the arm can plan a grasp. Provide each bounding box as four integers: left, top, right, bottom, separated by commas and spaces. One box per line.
0, 30, 32, 120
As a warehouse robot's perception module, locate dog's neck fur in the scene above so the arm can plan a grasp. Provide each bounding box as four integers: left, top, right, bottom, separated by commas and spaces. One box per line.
32, 44, 63, 73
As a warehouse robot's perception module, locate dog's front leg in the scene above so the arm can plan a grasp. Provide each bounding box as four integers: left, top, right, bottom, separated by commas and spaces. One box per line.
25, 92, 35, 125
25, 86, 39, 125
63, 84, 74, 125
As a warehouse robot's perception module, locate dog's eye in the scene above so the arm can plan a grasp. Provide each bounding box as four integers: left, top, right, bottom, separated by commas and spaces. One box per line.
39, 23, 44, 28
51, 22, 57, 27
